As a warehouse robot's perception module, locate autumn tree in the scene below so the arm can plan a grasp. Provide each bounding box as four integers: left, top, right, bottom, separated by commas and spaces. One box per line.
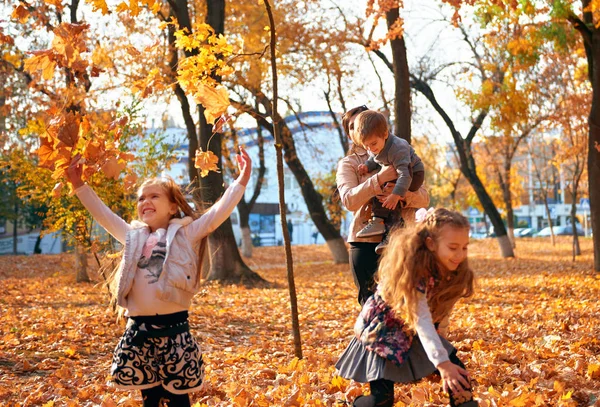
527, 136, 556, 246
560, 0, 600, 270
551, 51, 591, 257
226, 0, 350, 263
442, 0, 600, 268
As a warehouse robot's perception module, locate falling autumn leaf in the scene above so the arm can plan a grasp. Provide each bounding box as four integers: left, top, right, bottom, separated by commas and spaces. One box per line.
193, 84, 230, 125
194, 148, 220, 177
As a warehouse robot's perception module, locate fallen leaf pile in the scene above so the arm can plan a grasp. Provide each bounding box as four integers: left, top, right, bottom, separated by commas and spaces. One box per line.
1, 237, 599, 406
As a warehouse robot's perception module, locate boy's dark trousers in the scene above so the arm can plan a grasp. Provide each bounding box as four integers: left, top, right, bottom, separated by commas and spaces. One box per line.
352, 352, 478, 407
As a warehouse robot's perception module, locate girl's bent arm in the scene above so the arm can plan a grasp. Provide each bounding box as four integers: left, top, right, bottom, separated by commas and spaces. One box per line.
414, 293, 450, 367
186, 181, 246, 243
75, 185, 130, 244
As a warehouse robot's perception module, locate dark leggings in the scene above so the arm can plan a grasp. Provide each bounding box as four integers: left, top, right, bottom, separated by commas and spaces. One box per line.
141, 386, 191, 407
349, 242, 380, 305
353, 353, 477, 407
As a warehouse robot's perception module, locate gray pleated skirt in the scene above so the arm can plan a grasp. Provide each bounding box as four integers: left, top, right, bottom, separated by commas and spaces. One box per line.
335, 335, 456, 383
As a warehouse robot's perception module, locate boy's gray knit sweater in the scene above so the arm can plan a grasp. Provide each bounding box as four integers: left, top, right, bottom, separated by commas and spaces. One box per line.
364, 134, 424, 197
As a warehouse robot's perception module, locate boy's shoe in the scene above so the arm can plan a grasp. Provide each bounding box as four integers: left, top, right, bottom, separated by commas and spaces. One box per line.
375, 234, 389, 254
357, 218, 385, 237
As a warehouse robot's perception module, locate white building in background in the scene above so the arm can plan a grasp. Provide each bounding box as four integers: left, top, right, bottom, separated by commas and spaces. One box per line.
156, 111, 348, 246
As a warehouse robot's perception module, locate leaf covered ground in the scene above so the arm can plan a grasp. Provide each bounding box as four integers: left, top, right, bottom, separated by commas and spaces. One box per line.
1, 238, 599, 407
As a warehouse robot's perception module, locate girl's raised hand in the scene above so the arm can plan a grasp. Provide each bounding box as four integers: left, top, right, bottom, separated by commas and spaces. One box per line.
437, 361, 471, 395
66, 154, 85, 189
236, 146, 252, 187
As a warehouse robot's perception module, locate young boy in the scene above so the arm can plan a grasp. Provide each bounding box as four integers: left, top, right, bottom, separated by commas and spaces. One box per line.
354, 111, 425, 253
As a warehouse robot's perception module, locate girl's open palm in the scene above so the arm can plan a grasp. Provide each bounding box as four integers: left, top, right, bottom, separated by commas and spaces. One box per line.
236, 147, 252, 187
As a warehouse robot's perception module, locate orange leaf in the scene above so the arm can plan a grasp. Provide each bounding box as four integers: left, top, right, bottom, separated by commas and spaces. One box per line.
36, 140, 58, 169
194, 148, 220, 177
193, 84, 230, 125
24, 52, 56, 80
11, 4, 29, 23
101, 157, 126, 180
123, 173, 139, 191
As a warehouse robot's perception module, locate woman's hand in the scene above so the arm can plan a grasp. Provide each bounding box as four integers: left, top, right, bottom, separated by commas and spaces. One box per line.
236, 146, 252, 187
437, 361, 471, 395
66, 154, 84, 189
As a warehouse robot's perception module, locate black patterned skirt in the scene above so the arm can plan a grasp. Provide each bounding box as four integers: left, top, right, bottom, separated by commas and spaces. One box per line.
110, 311, 205, 394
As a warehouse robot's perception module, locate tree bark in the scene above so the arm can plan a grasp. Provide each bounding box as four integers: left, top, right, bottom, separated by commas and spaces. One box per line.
571, 199, 581, 260
588, 36, 600, 271
166, 0, 263, 283
75, 243, 90, 283
234, 110, 266, 258
411, 77, 514, 257
385, 6, 411, 143
570, 6, 600, 270
236, 96, 349, 264
264, 0, 303, 359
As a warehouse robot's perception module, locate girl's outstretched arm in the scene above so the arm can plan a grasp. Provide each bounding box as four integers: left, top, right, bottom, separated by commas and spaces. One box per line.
186, 147, 251, 242
66, 156, 130, 244
414, 295, 470, 393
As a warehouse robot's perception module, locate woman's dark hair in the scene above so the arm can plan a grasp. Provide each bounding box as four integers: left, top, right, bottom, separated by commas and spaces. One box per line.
341, 105, 369, 136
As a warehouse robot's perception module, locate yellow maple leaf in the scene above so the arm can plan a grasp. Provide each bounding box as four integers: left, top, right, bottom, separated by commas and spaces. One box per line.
24, 52, 56, 80
87, 0, 109, 14
11, 4, 29, 23
194, 148, 220, 177
588, 363, 600, 379
193, 84, 230, 124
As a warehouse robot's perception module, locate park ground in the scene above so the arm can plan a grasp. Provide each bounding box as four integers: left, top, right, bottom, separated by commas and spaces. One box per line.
1, 238, 600, 407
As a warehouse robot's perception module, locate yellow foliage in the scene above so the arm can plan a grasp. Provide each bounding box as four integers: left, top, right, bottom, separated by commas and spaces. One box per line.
173, 23, 234, 123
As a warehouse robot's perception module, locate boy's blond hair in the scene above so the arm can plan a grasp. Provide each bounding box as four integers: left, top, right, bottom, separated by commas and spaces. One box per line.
353, 110, 388, 146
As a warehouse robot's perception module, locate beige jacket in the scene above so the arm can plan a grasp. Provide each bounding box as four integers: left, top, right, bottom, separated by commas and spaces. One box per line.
75, 182, 245, 310
336, 147, 430, 243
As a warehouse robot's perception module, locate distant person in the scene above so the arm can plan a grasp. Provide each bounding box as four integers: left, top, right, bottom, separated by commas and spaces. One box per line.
354, 110, 425, 253
311, 227, 319, 244
336, 105, 429, 306
65, 148, 252, 407
287, 219, 294, 242
336, 208, 478, 407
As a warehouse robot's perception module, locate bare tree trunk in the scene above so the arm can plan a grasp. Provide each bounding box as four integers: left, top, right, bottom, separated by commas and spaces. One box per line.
265, 0, 303, 359
237, 96, 349, 264
232, 112, 266, 259
411, 77, 514, 257
167, 0, 263, 284
571, 199, 581, 260
240, 226, 252, 257
324, 86, 348, 155
75, 243, 90, 283
570, 7, 600, 271
12, 195, 18, 254
385, 6, 411, 143
542, 198, 556, 246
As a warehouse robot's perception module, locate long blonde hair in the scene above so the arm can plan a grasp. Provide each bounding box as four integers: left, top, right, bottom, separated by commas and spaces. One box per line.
377, 208, 474, 330
104, 176, 207, 317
